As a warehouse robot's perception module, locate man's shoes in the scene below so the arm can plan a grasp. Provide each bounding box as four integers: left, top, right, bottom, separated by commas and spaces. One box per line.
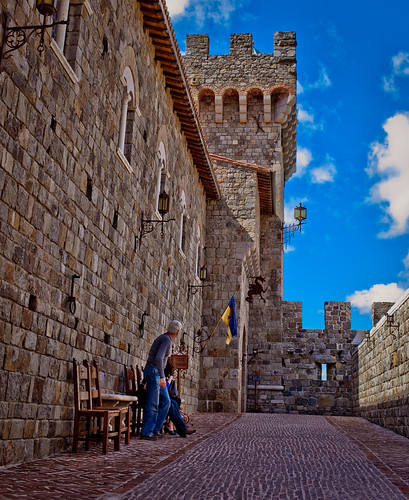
180, 428, 196, 437
164, 426, 178, 436
140, 434, 157, 441
153, 432, 164, 438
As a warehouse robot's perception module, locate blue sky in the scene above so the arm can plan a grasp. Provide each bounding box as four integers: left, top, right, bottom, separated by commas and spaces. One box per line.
166, 0, 409, 331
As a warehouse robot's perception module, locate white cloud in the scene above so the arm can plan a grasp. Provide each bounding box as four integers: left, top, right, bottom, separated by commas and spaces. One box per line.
309, 67, 331, 91
167, 0, 246, 25
310, 158, 336, 184
347, 283, 405, 314
383, 51, 409, 95
368, 112, 409, 237
294, 146, 312, 178
383, 75, 398, 94
297, 105, 314, 124
166, 0, 191, 17
297, 67, 331, 97
392, 51, 409, 75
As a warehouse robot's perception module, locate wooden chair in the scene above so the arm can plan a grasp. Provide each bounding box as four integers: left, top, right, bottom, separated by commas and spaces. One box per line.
124, 364, 144, 436
72, 359, 130, 454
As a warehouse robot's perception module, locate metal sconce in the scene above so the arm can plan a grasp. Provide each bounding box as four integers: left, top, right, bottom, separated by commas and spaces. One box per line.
67, 274, 80, 314
188, 267, 210, 299
386, 313, 399, 340
1, 0, 68, 67
282, 202, 307, 247
139, 311, 149, 338
247, 348, 262, 365
139, 190, 175, 242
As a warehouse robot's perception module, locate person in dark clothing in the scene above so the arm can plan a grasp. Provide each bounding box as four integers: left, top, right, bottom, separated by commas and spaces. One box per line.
140, 320, 182, 441
164, 362, 196, 438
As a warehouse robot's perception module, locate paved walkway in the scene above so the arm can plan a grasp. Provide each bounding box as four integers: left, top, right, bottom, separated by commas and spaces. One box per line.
1, 413, 409, 499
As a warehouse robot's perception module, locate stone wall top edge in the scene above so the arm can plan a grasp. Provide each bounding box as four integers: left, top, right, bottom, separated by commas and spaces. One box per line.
356, 287, 409, 350
184, 31, 296, 58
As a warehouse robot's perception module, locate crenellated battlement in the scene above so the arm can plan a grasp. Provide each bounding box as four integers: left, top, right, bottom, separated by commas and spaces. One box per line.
185, 32, 296, 61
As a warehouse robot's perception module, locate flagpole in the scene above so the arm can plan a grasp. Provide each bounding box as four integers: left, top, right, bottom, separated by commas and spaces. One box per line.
201, 304, 229, 352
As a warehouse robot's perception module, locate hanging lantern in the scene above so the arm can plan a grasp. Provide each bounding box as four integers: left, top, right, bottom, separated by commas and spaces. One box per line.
158, 191, 170, 216
199, 267, 207, 282
36, 0, 58, 17
294, 203, 307, 224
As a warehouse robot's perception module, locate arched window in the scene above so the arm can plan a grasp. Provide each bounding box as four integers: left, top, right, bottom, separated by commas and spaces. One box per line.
117, 66, 137, 172
51, 0, 92, 80
179, 191, 187, 254
155, 142, 167, 216
53, 0, 70, 51
196, 226, 202, 278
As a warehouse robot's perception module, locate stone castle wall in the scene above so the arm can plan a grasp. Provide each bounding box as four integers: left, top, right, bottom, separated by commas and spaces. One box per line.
183, 32, 297, 212
247, 302, 367, 415
0, 0, 207, 465
352, 291, 409, 438
183, 33, 297, 412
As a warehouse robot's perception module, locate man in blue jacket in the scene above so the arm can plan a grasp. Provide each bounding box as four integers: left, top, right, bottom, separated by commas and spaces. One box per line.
140, 320, 182, 440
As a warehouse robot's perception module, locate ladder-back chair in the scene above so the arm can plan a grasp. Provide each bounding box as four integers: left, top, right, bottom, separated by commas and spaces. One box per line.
72, 359, 130, 454
124, 364, 144, 436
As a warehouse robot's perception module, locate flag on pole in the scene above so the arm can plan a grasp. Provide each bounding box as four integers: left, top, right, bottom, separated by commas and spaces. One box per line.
221, 296, 237, 345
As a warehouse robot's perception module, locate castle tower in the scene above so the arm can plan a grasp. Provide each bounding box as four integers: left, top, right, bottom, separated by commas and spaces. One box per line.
183, 33, 297, 412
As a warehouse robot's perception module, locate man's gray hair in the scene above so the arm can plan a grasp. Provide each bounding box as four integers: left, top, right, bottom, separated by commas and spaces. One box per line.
167, 320, 182, 334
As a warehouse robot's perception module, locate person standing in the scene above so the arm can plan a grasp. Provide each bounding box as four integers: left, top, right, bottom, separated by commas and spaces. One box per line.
140, 320, 182, 440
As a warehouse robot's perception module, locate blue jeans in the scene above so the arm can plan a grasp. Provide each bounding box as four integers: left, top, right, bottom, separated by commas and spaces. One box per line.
140, 365, 170, 436
168, 399, 187, 434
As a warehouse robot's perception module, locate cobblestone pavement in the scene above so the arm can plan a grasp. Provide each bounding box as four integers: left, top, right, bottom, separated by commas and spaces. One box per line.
1, 413, 409, 500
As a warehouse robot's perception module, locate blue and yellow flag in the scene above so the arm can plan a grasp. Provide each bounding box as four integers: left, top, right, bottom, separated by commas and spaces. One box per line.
221, 296, 237, 345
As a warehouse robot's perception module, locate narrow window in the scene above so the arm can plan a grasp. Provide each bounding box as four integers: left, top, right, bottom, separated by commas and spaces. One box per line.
180, 215, 187, 254
179, 191, 187, 254
51, 0, 92, 79
321, 363, 327, 381
53, 0, 70, 52
196, 244, 201, 277
117, 66, 136, 172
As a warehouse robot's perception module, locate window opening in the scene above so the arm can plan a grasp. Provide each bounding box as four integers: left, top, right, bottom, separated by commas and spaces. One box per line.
180, 214, 187, 254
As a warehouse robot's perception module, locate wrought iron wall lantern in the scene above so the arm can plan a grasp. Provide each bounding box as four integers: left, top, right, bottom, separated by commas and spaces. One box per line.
282, 203, 307, 247
187, 267, 211, 299
139, 190, 175, 242
386, 312, 399, 340
247, 348, 264, 365
1, 0, 68, 67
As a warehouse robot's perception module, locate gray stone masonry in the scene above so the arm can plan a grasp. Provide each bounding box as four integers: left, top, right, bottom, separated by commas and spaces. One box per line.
0, 0, 207, 465
184, 33, 296, 413
353, 290, 409, 439
183, 32, 297, 186
372, 301, 395, 327
246, 301, 368, 415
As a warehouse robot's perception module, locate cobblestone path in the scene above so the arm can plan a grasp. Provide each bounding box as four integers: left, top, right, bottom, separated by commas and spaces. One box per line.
120, 414, 409, 500
1, 413, 409, 500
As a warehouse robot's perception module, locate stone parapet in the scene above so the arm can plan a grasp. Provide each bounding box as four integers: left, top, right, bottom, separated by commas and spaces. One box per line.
371, 301, 394, 327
